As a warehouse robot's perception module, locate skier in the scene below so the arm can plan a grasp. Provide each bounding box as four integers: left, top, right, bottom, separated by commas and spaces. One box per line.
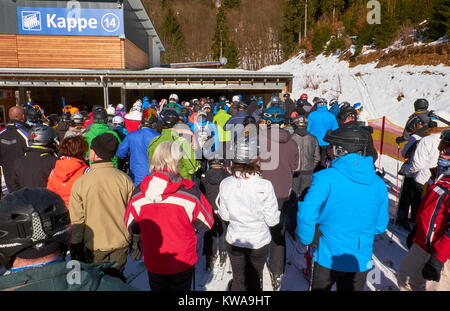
192, 110, 220, 164
55, 113, 71, 142
125, 141, 214, 291
282, 93, 296, 118
200, 157, 231, 270
288, 115, 320, 237
0, 106, 29, 195
213, 102, 232, 161
398, 130, 450, 291
306, 98, 339, 170
328, 99, 340, 117
84, 107, 121, 168
396, 98, 432, 144
218, 135, 279, 291
147, 109, 201, 181
165, 93, 183, 114
0, 188, 137, 291
297, 126, 389, 291
116, 109, 161, 187
353, 103, 369, 126
10, 125, 58, 192
69, 133, 135, 281
47, 135, 89, 208
124, 101, 143, 133
259, 106, 300, 291
64, 112, 86, 139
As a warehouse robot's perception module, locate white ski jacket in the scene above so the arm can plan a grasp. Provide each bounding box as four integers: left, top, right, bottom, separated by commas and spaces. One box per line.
401, 132, 441, 186
218, 172, 280, 249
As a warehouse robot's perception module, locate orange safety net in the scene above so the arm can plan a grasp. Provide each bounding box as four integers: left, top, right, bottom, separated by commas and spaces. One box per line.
368, 117, 406, 162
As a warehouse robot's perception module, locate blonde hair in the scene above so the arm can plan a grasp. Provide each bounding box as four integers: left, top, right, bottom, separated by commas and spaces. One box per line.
150, 141, 183, 174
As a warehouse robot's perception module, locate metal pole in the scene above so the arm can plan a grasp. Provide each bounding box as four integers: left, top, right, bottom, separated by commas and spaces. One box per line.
101, 76, 109, 109
378, 116, 386, 170
308, 246, 316, 291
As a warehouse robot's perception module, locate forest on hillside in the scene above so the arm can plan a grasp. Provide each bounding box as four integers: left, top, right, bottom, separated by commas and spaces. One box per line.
142, 0, 450, 69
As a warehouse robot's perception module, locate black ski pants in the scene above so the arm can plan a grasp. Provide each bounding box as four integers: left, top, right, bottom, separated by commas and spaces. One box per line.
312, 262, 369, 291
396, 177, 423, 224
226, 242, 269, 291
147, 266, 194, 291
203, 215, 227, 256
267, 198, 288, 276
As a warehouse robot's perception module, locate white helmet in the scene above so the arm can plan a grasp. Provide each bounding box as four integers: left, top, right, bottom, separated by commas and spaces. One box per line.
107, 106, 116, 116
232, 95, 240, 103
112, 116, 124, 125
169, 93, 179, 103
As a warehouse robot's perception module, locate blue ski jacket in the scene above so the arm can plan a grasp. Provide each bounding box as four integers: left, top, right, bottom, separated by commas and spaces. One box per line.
328, 103, 340, 117
116, 127, 160, 186
307, 106, 339, 146
297, 153, 389, 272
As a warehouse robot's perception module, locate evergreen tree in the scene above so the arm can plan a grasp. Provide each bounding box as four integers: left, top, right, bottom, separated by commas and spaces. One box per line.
211, 6, 240, 68
280, 0, 304, 59
426, 0, 450, 40
321, 0, 345, 22
221, 0, 241, 9
160, 6, 185, 64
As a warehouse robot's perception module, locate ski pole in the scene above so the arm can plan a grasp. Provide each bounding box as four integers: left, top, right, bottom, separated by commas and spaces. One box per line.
389, 143, 401, 244
308, 246, 316, 291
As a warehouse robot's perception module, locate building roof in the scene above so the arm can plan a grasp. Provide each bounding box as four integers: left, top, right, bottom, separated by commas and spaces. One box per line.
127, 0, 165, 53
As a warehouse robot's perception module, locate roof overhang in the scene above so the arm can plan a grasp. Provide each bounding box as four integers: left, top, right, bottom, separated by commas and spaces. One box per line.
127, 0, 165, 53
0, 67, 293, 91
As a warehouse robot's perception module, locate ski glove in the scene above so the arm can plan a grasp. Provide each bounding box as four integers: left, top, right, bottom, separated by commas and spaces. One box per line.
422, 256, 444, 282
129, 234, 143, 261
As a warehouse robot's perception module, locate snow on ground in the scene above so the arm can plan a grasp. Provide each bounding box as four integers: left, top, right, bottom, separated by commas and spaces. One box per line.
126, 50, 449, 291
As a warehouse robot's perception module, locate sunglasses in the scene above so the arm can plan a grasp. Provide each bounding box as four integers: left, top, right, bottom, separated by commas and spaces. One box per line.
439, 141, 450, 156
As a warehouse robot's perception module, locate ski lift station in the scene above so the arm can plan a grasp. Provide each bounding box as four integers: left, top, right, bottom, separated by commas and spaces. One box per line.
0, 0, 292, 122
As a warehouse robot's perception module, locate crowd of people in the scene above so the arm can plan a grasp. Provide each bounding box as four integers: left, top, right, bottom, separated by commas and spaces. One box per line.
0, 92, 448, 292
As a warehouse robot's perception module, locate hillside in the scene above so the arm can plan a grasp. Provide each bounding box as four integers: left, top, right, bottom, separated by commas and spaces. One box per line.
142, 0, 449, 70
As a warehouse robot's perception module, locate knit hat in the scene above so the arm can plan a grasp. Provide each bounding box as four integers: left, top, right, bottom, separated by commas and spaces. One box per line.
90, 133, 119, 161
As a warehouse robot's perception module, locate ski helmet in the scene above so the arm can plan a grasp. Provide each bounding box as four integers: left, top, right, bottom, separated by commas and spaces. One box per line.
353, 103, 363, 111
0, 188, 71, 268
238, 101, 248, 110
243, 116, 257, 127
315, 98, 328, 106
70, 112, 84, 126
46, 114, 59, 128
337, 107, 358, 124
405, 115, 425, 134
262, 106, 286, 125
329, 99, 339, 107
112, 116, 124, 126
208, 153, 226, 167
26, 107, 42, 124
93, 107, 108, 124
293, 115, 308, 128
59, 113, 71, 123
439, 129, 450, 155
160, 109, 179, 128
169, 93, 179, 103
106, 106, 116, 116
270, 96, 282, 107
414, 98, 429, 111
300, 93, 308, 100
28, 125, 57, 147
232, 95, 240, 103
324, 126, 370, 157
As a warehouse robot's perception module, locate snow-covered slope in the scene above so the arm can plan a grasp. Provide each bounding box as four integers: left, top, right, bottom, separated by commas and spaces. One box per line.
260, 54, 450, 126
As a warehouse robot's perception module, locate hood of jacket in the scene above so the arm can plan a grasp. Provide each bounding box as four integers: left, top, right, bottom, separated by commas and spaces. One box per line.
331, 153, 376, 185
140, 171, 194, 202
51, 156, 87, 183
262, 126, 291, 144
205, 168, 229, 186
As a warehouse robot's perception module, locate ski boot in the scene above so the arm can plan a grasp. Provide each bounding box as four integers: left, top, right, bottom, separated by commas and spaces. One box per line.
270, 274, 282, 291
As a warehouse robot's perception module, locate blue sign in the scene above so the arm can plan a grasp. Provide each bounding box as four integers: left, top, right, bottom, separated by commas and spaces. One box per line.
17, 7, 124, 36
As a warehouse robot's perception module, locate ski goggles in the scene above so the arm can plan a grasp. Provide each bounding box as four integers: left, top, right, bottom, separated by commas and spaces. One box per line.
439, 143, 450, 156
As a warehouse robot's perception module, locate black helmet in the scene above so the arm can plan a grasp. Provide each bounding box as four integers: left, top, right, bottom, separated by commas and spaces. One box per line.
337, 107, 358, 125
25, 107, 42, 123
405, 115, 425, 134
93, 107, 108, 124
208, 153, 226, 167
0, 188, 71, 268
218, 96, 227, 103
243, 116, 257, 127
414, 98, 429, 111
324, 126, 370, 157
28, 125, 57, 147
46, 114, 59, 127
315, 98, 328, 106
238, 101, 248, 110
293, 115, 308, 127
59, 113, 71, 122
160, 109, 179, 128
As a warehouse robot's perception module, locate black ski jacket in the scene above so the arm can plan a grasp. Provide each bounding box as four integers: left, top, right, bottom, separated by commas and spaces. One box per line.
10, 146, 57, 192
0, 120, 30, 193
199, 167, 231, 213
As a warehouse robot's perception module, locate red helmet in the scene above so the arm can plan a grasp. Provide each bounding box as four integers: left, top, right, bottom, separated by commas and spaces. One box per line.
300, 93, 308, 100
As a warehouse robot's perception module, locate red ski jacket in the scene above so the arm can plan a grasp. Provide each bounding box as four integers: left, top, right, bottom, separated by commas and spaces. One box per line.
414, 175, 450, 263
124, 171, 214, 275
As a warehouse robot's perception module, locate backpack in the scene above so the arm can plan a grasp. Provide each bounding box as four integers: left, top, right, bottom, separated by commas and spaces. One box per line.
196, 122, 213, 149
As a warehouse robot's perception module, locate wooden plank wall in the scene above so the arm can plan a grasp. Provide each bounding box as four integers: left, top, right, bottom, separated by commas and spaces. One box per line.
0, 35, 19, 68
124, 39, 149, 69
16, 35, 124, 69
